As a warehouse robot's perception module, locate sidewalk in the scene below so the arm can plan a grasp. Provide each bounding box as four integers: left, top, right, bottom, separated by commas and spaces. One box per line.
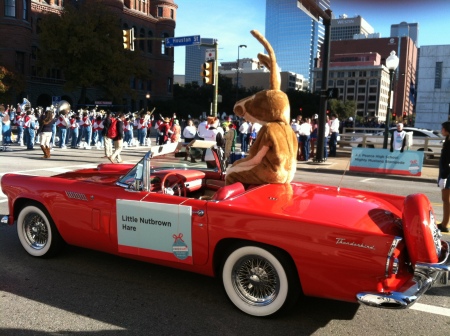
297, 149, 438, 183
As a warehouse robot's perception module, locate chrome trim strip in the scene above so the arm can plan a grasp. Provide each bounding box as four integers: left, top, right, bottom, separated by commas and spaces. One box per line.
1, 215, 9, 225
385, 237, 402, 277
357, 240, 450, 309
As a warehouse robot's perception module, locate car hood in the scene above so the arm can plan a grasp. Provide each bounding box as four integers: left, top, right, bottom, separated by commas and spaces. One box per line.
240, 183, 404, 236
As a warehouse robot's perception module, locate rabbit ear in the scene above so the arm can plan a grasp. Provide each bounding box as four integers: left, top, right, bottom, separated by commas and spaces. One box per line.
251, 30, 280, 90
257, 53, 271, 70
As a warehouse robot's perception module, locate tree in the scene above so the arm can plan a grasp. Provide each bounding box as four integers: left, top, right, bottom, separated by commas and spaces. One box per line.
328, 99, 357, 120
0, 66, 25, 103
37, 1, 149, 105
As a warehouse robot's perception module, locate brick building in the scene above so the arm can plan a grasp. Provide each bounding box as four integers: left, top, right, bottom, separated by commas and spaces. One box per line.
0, 0, 177, 110
313, 36, 417, 124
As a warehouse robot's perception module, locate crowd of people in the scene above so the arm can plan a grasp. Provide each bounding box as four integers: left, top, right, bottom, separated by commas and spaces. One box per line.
290, 113, 340, 161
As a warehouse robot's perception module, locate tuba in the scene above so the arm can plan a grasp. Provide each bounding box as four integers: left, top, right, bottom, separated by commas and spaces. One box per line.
56, 100, 71, 114
20, 98, 31, 112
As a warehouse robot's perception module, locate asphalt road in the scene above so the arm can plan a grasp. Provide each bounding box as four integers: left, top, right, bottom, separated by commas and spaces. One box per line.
0, 146, 449, 335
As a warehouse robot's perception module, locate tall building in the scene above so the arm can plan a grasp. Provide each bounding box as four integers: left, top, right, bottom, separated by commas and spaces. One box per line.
0, 0, 177, 110
185, 38, 215, 85
391, 22, 419, 46
331, 14, 376, 41
313, 36, 418, 124
414, 45, 450, 130
265, 0, 330, 88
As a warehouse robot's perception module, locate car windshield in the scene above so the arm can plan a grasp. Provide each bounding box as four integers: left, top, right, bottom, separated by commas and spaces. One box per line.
117, 141, 225, 188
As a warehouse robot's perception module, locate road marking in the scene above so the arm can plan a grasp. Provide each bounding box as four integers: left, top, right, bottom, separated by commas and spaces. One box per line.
410, 303, 450, 317
360, 178, 376, 183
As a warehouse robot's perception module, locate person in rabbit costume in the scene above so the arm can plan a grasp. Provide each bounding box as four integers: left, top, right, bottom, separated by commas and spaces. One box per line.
225, 30, 298, 186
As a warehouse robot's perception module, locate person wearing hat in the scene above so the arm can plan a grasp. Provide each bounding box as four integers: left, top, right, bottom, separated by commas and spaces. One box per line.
157, 117, 171, 145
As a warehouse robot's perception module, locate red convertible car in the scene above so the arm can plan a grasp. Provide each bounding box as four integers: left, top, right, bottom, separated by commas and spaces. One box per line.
1, 141, 449, 317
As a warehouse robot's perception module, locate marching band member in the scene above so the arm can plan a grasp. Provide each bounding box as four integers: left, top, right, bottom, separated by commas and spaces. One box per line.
80, 111, 92, 149
69, 112, 79, 149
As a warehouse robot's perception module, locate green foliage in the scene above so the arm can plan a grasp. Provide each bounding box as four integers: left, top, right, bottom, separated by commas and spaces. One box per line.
0, 66, 25, 102
37, 1, 149, 104
328, 99, 357, 120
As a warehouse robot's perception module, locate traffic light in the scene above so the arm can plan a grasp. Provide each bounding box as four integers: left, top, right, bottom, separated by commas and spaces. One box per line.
326, 88, 339, 99
201, 60, 215, 85
123, 28, 134, 51
392, 113, 396, 120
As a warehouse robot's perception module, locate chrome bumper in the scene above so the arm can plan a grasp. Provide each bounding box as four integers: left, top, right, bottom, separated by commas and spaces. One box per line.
356, 240, 450, 309
1, 215, 9, 225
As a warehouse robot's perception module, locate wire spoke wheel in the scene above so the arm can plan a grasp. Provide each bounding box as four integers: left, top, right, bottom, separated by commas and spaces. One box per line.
23, 212, 49, 250
232, 255, 279, 306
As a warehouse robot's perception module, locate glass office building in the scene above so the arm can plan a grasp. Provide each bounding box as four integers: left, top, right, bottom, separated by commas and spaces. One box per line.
265, 0, 330, 89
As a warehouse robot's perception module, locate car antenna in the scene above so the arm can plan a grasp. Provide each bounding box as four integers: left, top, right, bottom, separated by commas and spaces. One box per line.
337, 158, 351, 193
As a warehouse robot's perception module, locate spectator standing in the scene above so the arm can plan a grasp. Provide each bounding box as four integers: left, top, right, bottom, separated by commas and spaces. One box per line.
223, 123, 236, 163
299, 118, 312, 161
329, 113, 340, 157
203, 117, 224, 168
109, 113, 125, 163
239, 119, 250, 152
390, 123, 407, 152
182, 118, 197, 143
169, 119, 181, 143
197, 116, 208, 140
437, 121, 450, 233
102, 111, 113, 159
310, 114, 318, 157
249, 121, 262, 148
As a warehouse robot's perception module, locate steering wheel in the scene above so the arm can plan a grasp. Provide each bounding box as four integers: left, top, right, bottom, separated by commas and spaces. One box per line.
161, 172, 186, 197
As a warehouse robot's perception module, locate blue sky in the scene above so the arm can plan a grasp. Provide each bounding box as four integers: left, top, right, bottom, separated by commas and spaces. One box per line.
173, 0, 450, 74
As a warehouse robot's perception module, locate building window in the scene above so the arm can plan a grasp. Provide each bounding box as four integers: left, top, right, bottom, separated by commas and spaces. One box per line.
22, 0, 28, 20
140, 28, 145, 51
15, 51, 25, 74
170, 9, 174, 19
147, 30, 153, 54
435, 62, 443, 89
359, 71, 367, 77
167, 77, 172, 93
158, 7, 163, 17
5, 0, 15, 17
348, 79, 355, 85
358, 79, 366, 85
369, 79, 378, 85
337, 80, 344, 86
161, 33, 169, 55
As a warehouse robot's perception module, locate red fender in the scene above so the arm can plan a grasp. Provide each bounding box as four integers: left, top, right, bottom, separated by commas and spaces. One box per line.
402, 193, 440, 265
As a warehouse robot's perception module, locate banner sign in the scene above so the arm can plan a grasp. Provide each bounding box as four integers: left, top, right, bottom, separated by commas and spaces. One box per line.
349, 148, 424, 176
117, 200, 193, 264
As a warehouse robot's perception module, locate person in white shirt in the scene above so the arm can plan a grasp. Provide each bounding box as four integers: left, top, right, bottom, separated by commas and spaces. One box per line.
298, 118, 312, 161
329, 113, 340, 157
390, 123, 406, 152
239, 119, 250, 152
197, 117, 209, 140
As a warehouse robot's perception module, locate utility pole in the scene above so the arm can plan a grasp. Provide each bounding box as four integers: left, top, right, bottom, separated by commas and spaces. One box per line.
201, 40, 219, 117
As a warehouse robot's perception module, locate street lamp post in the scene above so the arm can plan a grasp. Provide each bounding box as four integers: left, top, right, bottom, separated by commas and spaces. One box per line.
145, 93, 150, 112
383, 51, 399, 149
236, 44, 247, 102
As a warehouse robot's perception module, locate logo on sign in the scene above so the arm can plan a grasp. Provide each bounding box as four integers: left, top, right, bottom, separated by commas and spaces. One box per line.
205, 49, 215, 61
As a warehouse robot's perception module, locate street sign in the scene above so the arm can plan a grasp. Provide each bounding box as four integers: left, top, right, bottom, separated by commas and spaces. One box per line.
165, 35, 200, 47
205, 49, 215, 61
52, 96, 61, 105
